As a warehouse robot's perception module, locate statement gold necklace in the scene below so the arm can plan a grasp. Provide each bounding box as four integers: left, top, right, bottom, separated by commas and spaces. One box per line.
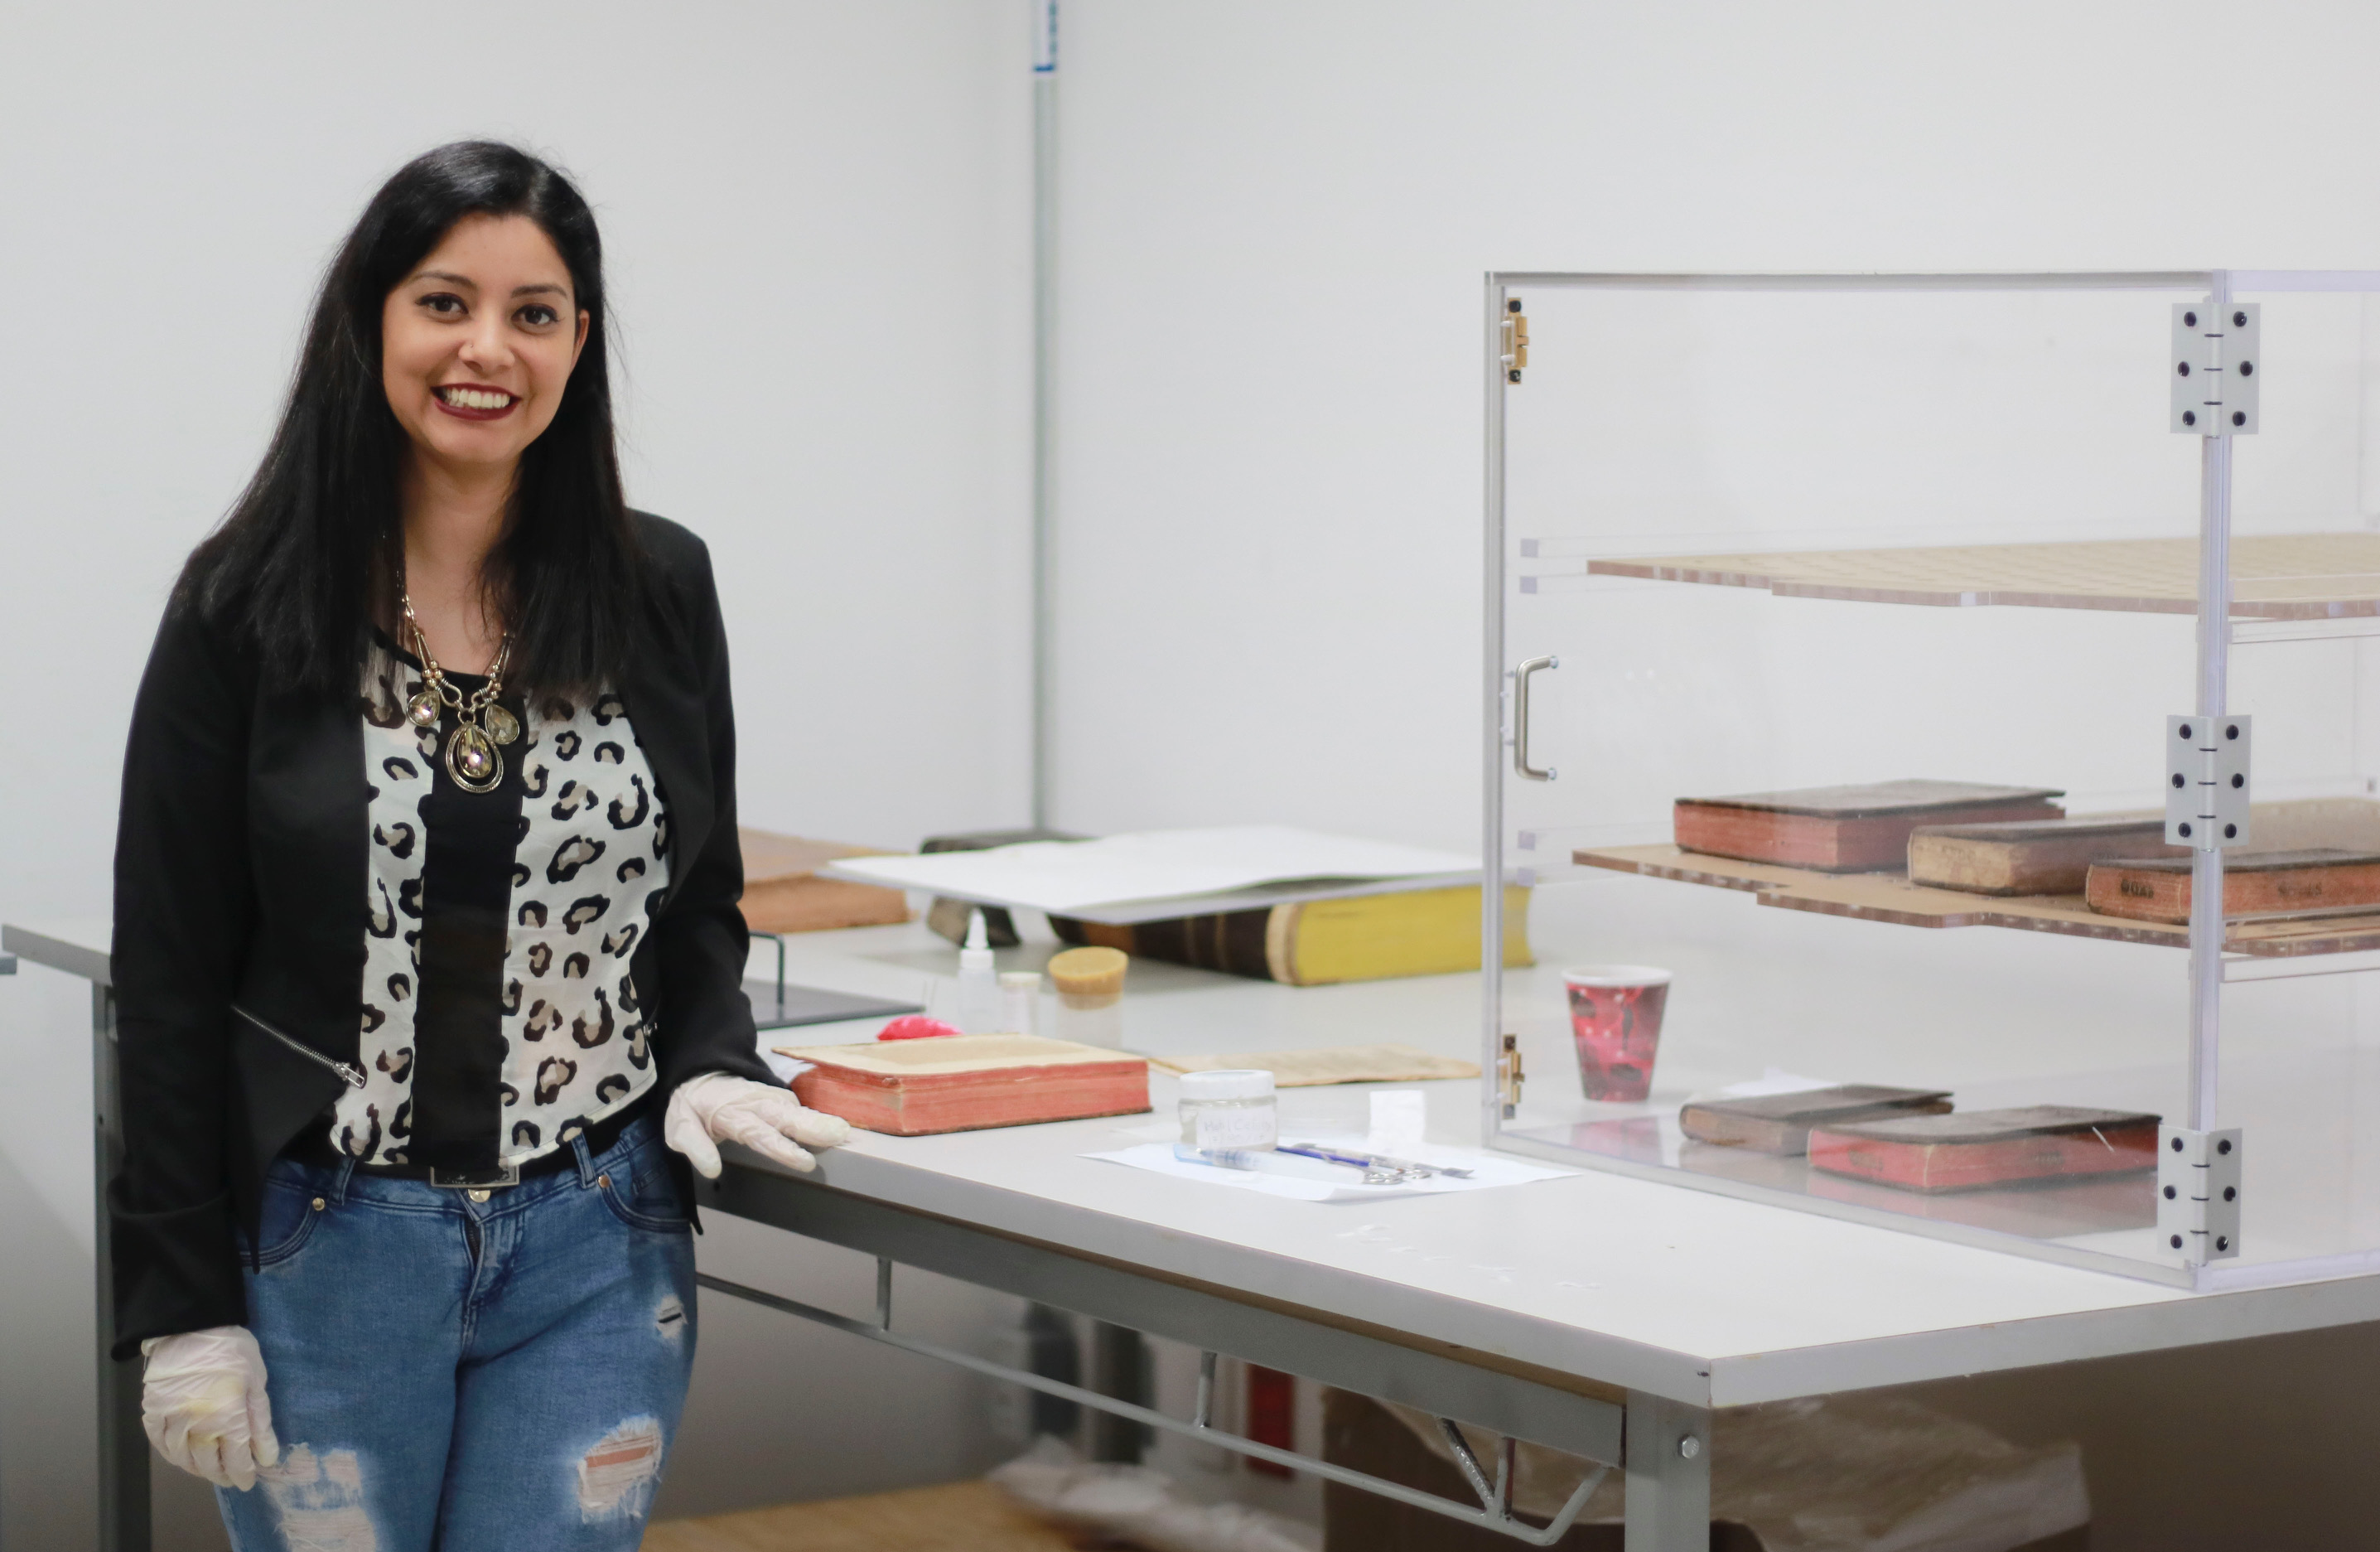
399, 590, 519, 795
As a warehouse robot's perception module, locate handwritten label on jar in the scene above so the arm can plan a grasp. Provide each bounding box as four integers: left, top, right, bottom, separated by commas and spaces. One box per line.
1195, 1106, 1277, 1149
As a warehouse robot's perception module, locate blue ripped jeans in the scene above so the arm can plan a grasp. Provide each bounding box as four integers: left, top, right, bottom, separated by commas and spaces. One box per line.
217, 1114, 697, 1551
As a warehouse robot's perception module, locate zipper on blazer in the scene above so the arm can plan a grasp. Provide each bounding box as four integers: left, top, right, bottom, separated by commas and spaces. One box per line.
233, 1004, 367, 1090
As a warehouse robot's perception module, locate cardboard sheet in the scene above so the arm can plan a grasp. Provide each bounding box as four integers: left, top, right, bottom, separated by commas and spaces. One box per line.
1147, 1044, 1480, 1086
821, 826, 1478, 923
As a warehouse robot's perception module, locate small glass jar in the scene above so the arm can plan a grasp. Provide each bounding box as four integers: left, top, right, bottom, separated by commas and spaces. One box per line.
1178, 1069, 1279, 1150
997, 970, 1042, 1036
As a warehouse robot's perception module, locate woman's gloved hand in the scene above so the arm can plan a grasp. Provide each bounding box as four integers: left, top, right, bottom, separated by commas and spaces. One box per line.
141, 1325, 279, 1491
664, 1071, 852, 1177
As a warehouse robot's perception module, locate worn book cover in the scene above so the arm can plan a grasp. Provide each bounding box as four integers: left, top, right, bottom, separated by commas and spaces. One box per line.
1806, 1105, 2160, 1194
1050, 884, 1531, 986
739, 829, 910, 934
1678, 1085, 1953, 1156
1673, 781, 2065, 873
1907, 817, 2182, 897
2084, 848, 2380, 923
774, 1033, 1150, 1136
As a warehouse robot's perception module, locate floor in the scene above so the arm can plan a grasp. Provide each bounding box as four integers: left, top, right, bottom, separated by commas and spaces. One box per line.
641, 1479, 1088, 1552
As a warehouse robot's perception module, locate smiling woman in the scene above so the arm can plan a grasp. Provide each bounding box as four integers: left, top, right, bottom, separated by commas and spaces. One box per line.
109, 142, 850, 1551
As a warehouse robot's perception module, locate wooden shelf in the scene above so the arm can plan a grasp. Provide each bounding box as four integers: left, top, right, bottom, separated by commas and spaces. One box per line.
1571, 843, 2380, 959
1586, 533, 2380, 620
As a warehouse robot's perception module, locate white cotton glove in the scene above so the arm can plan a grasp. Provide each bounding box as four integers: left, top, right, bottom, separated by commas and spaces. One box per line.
664, 1071, 852, 1178
141, 1325, 279, 1492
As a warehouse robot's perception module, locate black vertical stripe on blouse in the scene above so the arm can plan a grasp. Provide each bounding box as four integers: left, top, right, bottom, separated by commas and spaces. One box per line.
406, 687, 527, 1175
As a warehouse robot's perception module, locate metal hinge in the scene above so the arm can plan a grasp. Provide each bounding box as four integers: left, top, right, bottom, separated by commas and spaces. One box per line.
2159, 1125, 2242, 1264
2171, 301, 2260, 435
1496, 1034, 1525, 1119
2164, 715, 2252, 849
1502, 298, 1528, 384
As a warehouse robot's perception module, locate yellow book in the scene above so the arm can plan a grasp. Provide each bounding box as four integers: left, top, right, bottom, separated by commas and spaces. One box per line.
1050, 885, 1532, 986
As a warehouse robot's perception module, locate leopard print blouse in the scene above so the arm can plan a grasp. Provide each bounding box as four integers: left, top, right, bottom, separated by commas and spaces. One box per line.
337, 640, 669, 1168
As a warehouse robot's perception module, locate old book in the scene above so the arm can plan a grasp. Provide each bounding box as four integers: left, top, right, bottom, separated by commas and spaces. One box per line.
1147, 1044, 1480, 1086
2085, 849, 2380, 923
739, 829, 910, 934
1907, 817, 2184, 896
1673, 781, 2065, 873
773, 1033, 1151, 1136
1050, 884, 1531, 986
1678, 1085, 1953, 1156
1807, 1105, 2160, 1194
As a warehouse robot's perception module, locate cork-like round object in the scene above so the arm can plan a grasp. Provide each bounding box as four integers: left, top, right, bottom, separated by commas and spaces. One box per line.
1046, 945, 1128, 1003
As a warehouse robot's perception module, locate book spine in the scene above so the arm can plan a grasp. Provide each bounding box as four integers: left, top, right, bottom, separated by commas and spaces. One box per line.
1048, 908, 1282, 980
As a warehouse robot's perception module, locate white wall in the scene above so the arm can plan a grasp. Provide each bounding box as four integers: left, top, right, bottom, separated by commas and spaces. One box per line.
0, 2, 1036, 1545
1045, 0, 2380, 847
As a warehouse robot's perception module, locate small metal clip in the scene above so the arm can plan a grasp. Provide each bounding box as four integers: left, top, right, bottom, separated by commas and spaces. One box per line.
1496, 1033, 1525, 1119
1502, 297, 1528, 384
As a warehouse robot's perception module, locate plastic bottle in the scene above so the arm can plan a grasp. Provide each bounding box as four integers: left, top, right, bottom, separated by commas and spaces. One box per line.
957, 909, 999, 1033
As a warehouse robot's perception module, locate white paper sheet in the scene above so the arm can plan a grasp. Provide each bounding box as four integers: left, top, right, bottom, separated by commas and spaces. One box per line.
821, 826, 1480, 921
1083, 1136, 1570, 1203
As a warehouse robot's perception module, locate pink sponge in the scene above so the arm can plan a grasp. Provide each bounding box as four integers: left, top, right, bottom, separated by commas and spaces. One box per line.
877, 1015, 964, 1042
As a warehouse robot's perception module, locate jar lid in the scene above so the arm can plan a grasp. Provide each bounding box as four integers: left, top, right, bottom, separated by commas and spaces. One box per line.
1180, 1068, 1276, 1101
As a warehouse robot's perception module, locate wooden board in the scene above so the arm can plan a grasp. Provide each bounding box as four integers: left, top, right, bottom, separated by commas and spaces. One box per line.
644, 1479, 1082, 1552
775, 1033, 1151, 1136
1572, 840, 2380, 958
1587, 532, 2380, 619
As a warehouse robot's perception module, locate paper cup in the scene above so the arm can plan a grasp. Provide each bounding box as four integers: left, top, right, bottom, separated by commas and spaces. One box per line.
1562, 966, 1673, 1103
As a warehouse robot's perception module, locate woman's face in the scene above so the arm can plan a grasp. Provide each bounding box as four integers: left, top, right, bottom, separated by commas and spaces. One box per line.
380, 213, 589, 479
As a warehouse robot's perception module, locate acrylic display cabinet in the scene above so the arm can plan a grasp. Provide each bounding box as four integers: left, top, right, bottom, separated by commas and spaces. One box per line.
1480, 271, 2380, 1289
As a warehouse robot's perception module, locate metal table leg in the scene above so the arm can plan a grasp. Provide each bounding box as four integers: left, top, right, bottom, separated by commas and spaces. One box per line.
92, 984, 150, 1552
1624, 1390, 1711, 1552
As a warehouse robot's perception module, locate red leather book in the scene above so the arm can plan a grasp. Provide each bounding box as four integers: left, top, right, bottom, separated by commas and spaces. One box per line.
1807, 1105, 2159, 1194
775, 1033, 1151, 1136
1673, 781, 2065, 873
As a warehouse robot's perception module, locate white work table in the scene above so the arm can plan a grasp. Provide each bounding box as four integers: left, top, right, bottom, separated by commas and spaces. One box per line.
18, 911, 2380, 1551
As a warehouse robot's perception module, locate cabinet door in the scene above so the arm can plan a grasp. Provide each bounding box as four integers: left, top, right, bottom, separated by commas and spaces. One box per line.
1484, 279, 2283, 1279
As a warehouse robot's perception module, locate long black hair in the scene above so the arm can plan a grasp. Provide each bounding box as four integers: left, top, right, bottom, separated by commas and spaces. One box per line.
180, 140, 640, 697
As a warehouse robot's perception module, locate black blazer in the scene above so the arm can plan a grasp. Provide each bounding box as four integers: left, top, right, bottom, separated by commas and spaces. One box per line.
109, 512, 773, 1356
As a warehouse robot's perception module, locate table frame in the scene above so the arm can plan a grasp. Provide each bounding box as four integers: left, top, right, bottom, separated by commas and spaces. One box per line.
12, 928, 1714, 1552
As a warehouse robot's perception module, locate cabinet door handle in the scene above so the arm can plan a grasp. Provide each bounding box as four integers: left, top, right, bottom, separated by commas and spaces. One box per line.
1513, 655, 1558, 781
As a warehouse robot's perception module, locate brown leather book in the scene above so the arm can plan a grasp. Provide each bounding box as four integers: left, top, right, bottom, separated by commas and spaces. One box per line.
1673, 781, 2065, 873
2084, 849, 2380, 923
737, 829, 911, 934
1908, 817, 2183, 896
1808, 1105, 2160, 1194
1678, 1085, 1953, 1156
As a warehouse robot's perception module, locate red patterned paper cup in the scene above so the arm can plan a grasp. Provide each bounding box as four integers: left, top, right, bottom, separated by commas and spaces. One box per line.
1562, 966, 1673, 1103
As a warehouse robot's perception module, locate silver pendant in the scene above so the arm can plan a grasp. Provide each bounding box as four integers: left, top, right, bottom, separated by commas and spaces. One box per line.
484, 703, 519, 747
447, 723, 503, 794
405, 689, 442, 728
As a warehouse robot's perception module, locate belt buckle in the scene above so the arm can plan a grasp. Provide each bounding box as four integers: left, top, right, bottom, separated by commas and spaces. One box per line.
429, 1161, 521, 1191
